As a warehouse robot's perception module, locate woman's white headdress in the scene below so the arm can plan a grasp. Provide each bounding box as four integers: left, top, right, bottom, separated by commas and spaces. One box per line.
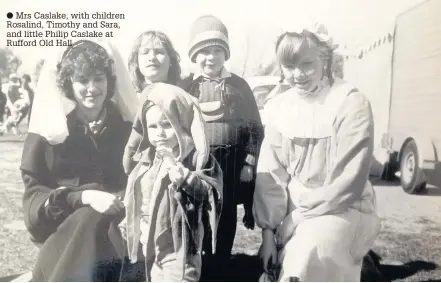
28, 39, 138, 145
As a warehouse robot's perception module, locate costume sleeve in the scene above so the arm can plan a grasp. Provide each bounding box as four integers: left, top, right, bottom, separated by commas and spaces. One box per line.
132, 110, 143, 134
293, 92, 374, 221
181, 153, 223, 254
239, 79, 264, 166
20, 133, 99, 243
252, 123, 290, 230
123, 128, 143, 175
181, 154, 223, 204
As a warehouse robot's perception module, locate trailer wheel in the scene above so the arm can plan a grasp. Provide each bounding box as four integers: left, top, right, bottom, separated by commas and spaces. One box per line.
400, 140, 426, 194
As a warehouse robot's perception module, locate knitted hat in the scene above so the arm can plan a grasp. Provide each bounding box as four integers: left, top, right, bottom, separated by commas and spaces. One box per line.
188, 15, 230, 63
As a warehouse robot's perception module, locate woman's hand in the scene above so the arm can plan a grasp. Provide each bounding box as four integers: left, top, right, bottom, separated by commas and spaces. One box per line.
44, 186, 67, 207
81, 190, 124, 215
168, 162, 190, 187
261, 228, 278, 273
240, 165, 254, 182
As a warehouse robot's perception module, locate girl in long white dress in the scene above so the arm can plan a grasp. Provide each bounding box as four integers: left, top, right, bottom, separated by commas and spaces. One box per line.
253, 24, 381, 282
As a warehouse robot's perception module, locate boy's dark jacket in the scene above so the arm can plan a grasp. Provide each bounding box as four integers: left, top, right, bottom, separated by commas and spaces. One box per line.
179, 73, 263, 214
178, 73, 264, 161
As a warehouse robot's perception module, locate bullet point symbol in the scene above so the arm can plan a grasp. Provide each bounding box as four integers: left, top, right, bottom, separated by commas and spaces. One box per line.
7, 12, 13, 19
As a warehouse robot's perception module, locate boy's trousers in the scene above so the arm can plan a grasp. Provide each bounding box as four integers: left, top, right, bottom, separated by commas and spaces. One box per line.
204, 144, 245, 261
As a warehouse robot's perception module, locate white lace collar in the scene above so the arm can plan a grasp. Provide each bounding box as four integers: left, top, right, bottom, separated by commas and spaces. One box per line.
265, 79, 356, 139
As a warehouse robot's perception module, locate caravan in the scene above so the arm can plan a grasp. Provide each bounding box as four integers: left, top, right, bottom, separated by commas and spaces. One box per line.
343, 0, 441, 193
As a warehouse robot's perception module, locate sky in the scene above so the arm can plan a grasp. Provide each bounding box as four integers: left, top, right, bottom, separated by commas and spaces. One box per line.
0, 0, 426, 76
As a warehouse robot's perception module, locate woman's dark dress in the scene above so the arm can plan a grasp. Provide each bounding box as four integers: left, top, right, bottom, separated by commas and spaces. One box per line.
21, 102, 133, 281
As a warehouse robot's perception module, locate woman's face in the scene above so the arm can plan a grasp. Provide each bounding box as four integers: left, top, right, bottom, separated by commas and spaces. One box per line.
71, 70, 108, 113
280, 43, 324, 93
138, 36, 171, 83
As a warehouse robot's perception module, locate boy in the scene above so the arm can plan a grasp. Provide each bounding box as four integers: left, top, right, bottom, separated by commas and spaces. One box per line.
179, 15, 264, 267
122, 83, 223, 281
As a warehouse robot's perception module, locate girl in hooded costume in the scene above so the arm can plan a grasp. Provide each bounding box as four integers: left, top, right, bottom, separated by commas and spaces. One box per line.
20, 39, 138, 281
254, 24, 381, 281
122, 83, 223, 281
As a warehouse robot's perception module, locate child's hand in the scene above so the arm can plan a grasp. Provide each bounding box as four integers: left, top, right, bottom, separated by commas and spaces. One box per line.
240, 165, 254, 182
157, 146, 177, 166
243, 208, 255, 230
168, 162, 190, 187
261, 229, 277, 274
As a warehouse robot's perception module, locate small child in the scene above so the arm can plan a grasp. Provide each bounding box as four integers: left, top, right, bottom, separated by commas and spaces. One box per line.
3, 98, 29, 131
179, 15, 264, 265
1, 77, 30, 135
122, 83, 223, 282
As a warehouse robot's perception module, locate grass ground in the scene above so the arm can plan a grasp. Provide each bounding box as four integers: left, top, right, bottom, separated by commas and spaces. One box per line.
0, 138, 440, 281
0, 140, 39, 279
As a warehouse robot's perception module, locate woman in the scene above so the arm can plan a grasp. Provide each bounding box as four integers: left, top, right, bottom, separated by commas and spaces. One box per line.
123, 30, 182, 174
253, 23, 381, 281
21, 39, 138, 281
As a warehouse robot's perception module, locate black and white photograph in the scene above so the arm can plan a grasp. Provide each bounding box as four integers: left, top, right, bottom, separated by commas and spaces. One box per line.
0, 0, 440, 281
